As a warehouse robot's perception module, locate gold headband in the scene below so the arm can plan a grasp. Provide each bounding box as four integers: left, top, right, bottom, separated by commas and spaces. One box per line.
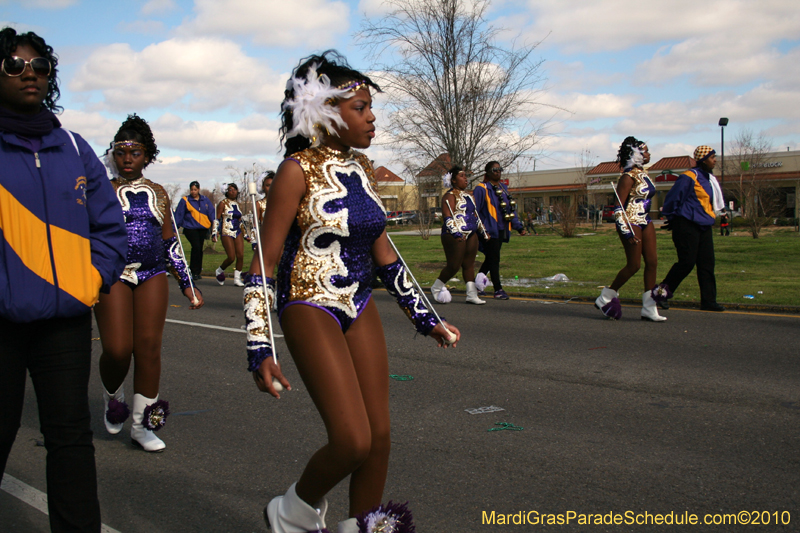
336, 79, 368, 93
114, 141, 145, 149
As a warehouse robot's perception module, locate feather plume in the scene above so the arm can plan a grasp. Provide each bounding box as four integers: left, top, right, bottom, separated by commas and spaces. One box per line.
283, 62, 352, 147
626, 145, 644, 169
103, 149, 120, 178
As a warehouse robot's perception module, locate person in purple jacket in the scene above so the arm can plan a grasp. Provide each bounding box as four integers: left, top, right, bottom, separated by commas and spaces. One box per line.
174, 180, 215, 280
653, 145, 725, 312
473, 161, 527, 299
0, 28, 127, 532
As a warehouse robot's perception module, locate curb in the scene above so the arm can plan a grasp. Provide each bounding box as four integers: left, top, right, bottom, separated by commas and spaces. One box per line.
445, 289, 800, 314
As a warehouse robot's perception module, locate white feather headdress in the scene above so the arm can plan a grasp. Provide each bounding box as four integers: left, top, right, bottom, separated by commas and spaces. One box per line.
282, 62, 354, 146
626, 145, 645, 169
103, 149, 120, 178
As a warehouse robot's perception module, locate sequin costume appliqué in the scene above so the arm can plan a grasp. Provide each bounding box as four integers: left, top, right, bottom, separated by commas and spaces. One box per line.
622, 168, 657, 228
277, 145, 386, 332
218, 198, 243, 238
112, 177, 169, 287
443, 188, 488, 239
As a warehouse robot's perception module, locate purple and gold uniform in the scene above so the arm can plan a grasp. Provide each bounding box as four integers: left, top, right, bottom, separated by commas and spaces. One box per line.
615, 168, 656, 236
111, 176, 191, 291
216, 198, 243, 238
442, 188, 489, 240
276, 145, 387, 332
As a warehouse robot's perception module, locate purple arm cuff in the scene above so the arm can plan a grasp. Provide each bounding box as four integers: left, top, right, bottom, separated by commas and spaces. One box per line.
376, 259, 437, 335
164, 235, 193, 291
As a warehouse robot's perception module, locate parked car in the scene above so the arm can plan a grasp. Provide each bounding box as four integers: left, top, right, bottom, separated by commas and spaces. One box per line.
601, 205, 616, 222
386, 211, 416, 225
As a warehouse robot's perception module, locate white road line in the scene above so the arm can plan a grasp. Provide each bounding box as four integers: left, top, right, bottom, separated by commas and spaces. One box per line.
1, 473, 122, 533
165, 318, 284, 337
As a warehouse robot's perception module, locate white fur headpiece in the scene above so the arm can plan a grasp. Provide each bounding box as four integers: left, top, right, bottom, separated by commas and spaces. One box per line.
626, 145, 645, 169
103, 149, 120, 178
282, 62, 354, 147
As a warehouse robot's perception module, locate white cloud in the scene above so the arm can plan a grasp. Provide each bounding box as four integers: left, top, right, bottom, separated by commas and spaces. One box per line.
68, 38, 286, 113
179, 0, 350, 48
151, 113, 282, 157
542, 92, 639, 121
141, 0, 177, 16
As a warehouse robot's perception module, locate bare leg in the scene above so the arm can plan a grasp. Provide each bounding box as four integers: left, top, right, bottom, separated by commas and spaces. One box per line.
131, 274, 168, 398
609, 226, 643, 291
343, 300, 390, 516
234, 233, 245, 271
640, 223, 658, 290
282, 301, 389, 515
437, 233, 466, 283
94, 281, 134, 392
460, 233, 479, 283
220, 236, 236, 271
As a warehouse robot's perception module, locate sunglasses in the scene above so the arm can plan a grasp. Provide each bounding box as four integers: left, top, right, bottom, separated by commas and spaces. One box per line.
491, 167, 503, 173
2, 56, 51, 77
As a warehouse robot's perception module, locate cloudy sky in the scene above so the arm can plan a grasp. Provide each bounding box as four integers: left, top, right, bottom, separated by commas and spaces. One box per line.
3, 0, 798, 190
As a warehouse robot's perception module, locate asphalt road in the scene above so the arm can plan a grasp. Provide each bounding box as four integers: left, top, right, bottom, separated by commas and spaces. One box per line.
2, 278, 799, 532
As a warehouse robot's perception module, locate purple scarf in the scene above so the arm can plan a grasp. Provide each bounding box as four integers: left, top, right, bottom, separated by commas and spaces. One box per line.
0, 107, 61, 137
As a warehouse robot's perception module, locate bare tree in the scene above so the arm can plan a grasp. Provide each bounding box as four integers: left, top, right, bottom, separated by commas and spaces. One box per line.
725, 130, 780, 238
551, 198, 578, 238
398, 159, 440, 239
162, 183, 183, 210
573, 148, 599, 228
358, 0, 553, 178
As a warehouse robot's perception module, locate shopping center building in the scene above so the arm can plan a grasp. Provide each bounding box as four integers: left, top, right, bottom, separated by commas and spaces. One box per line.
507, 149, 800, 220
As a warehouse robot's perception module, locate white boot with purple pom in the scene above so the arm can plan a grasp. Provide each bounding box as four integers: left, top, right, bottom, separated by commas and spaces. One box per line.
265, 483, 329, 533
102, 383, 129, 435
131, 393, 166, 452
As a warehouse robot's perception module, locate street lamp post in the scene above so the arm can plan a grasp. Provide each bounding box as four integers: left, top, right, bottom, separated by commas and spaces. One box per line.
718, 117, 728, 209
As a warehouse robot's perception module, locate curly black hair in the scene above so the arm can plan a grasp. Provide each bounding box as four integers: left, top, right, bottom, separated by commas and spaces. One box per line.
280, 50, 381, 158
0, 27, 61, 113
112, 114, 159, 167
448, 165, 463, 186
616, 136, 646, 169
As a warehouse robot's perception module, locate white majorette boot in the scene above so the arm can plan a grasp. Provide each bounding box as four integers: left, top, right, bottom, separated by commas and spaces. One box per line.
234, 269, 245, 287
595, 287, 622, 320
265, 483, 329, 533
465, 281, 486, 305
102, 383, 129, 435
337, 518, 357, 533
131, 393, 168, 452
430, 279, 451, 304
641, 290, 667, 322
215, 266, 225, 285
475, 272, 489, 292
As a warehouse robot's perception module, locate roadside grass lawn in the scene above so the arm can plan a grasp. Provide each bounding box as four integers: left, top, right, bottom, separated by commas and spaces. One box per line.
187, 224, 800, 307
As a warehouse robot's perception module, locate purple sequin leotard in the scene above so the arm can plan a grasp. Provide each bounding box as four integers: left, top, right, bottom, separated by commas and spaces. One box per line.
276, 145, 386, 332
112, 177, 170, 288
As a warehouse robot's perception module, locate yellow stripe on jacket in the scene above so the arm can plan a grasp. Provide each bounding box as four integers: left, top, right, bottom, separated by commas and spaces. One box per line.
49, 224, 102, 306
685, 170, 716, 219
0, 183, 54, 284
0, 183, 101, 306
183, 196, 212, 228
477, 183, 512, 231
477, 183, 498, 221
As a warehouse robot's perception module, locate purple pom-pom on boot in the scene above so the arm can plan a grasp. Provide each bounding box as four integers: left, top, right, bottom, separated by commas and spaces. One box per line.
102, 384, 129, 434
651, 283, 672, 302
595, 287, 622, 320
356, 501, 415, 533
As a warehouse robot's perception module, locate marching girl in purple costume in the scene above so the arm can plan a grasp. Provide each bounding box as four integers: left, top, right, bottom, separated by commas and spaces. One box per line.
430, 165, 490, 305
595, 136, 665, 322
212, 183, 246, 286
243, 51, 459, 533
95, 114, 204, 453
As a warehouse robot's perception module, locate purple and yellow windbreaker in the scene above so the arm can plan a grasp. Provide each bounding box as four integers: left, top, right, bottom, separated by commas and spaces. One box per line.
661, 166, 717, 229
174, 193, 215, 231
473, 181, 524, 242
0, 128, 128, 323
